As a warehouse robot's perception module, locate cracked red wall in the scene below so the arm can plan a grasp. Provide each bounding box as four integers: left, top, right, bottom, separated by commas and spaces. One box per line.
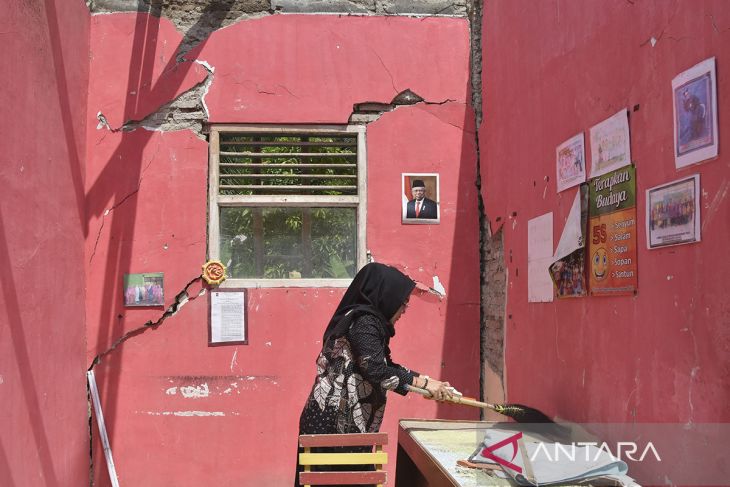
1, 0, 90, 485
85, 13, 479, 486
480, 0, 730, 429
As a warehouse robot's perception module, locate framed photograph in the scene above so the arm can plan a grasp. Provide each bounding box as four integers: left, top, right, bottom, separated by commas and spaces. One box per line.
209, 289, 247, 345
402, 173, 440, 224
123, 272, 164, 307
673, 57, 718, 169
589, 109, 631, 178
646, 174, 701, 249
556, 132, 586, 192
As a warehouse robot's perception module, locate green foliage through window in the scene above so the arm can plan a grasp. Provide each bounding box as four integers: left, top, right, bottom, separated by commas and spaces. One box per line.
218, 133, 357, 196
220, 207, 356, 279
214, 129, 361, 280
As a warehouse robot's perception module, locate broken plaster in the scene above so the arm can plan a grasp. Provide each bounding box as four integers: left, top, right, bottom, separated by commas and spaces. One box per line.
97, 60, 215, 139
349, 88, 459, 124
138, 410, 226, 417
431, 276, 446, 297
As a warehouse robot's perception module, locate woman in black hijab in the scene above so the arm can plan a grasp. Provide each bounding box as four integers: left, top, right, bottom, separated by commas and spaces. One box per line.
295, 263, 452, 484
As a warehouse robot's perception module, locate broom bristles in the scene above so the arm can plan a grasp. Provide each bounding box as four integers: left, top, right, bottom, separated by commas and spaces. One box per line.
491, 403, 554, 423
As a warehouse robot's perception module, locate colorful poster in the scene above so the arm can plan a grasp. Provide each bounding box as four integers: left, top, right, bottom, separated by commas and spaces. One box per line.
589, 109, 631, 178
672, 58, 718, 169
550, 185, 588, 298
588, 166, 637, 296
646, 174, 701, 249
556, 133, 587, 192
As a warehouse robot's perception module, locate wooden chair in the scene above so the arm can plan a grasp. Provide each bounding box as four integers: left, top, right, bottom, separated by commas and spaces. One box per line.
298, 433, 388, 486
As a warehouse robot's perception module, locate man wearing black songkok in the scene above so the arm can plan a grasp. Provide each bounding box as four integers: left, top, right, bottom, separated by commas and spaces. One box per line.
406, 179, 438, 219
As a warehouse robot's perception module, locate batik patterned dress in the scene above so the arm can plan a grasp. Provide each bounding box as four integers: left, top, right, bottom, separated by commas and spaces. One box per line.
299, 313, 415, 436
295, 313, 416, 486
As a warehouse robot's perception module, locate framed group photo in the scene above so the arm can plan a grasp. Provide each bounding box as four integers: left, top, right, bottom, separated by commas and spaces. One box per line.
123, 272, 164, 307
646, 174, 701, 249
401, 173, 440, 224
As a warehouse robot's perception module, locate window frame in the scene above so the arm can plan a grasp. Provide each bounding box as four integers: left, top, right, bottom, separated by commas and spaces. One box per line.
207, 124, 367, 288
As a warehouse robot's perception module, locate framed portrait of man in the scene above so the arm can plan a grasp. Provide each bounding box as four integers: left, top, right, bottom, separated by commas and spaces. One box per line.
402, 173, 440, 224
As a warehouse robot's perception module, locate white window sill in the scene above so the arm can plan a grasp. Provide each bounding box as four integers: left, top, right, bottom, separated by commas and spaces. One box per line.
218, 278, 353, 289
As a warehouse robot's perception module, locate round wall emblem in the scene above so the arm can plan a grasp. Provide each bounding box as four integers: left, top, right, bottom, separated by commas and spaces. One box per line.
202, 260, 227, 285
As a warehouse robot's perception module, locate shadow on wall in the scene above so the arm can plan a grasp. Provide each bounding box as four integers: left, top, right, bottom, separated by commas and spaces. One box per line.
1, 0, 91, 483
84, 3, 237, 483
0, 211, 60, 486
435, 102, 481, 419
45, 0, 87, 237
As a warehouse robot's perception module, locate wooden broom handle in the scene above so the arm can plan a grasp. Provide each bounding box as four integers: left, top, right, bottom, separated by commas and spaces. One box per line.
406, 384, 497, 409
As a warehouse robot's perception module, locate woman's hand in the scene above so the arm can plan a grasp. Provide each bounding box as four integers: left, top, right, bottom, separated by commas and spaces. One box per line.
424, 378, 454, 402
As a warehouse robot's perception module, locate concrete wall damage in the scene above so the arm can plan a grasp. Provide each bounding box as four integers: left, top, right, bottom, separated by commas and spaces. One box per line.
84, 9, 479, 486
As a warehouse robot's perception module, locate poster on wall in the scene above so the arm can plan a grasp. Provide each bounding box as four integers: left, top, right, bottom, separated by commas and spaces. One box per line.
550, 185, 588, 298
672, 57, 718, 169
556, 133, 587, 192
588, 166, 638, 296
589, 109, 632, 178
646, 174, 701, 249
402, 173, 440, 224
527, 212, 554, 303
209, 289, 247, 345
123, 272, 164, 306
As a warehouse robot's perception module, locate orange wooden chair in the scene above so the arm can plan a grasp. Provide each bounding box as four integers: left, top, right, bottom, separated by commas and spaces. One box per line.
297, 433, 388, 486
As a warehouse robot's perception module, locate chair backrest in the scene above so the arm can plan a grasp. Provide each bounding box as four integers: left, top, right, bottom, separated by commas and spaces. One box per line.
298, 432, 388, 486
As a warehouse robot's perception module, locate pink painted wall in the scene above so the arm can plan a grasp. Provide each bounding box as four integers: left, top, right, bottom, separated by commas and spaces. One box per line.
481, 0, 729, 425
85, 13, 479, 486
0, 0, 90, 486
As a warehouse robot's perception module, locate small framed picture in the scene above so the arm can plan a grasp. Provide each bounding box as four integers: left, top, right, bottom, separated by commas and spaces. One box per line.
646, 174, 701, 249
402, 173, 440, 224
123, 273, 164, 307
672, 57, 718, 169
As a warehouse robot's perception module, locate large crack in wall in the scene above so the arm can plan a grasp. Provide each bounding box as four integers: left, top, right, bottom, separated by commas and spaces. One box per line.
482, 227, 504, 376
466, 0, 506, 401
88, 276, 207, 370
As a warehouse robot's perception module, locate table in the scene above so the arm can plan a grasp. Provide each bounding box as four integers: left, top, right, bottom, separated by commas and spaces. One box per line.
395, 419, 512, 487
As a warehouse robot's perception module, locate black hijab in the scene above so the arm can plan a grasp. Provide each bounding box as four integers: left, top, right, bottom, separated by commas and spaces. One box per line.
322, 263, 415, 342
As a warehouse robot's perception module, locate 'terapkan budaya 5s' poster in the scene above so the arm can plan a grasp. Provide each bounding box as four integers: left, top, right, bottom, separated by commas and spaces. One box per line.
588, 166, 638, 296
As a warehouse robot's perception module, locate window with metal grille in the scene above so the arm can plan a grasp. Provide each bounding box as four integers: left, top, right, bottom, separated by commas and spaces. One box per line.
208, 125, 366, 286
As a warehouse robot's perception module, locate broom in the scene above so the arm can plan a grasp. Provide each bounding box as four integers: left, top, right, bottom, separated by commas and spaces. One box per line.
406, 385, 554, 423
